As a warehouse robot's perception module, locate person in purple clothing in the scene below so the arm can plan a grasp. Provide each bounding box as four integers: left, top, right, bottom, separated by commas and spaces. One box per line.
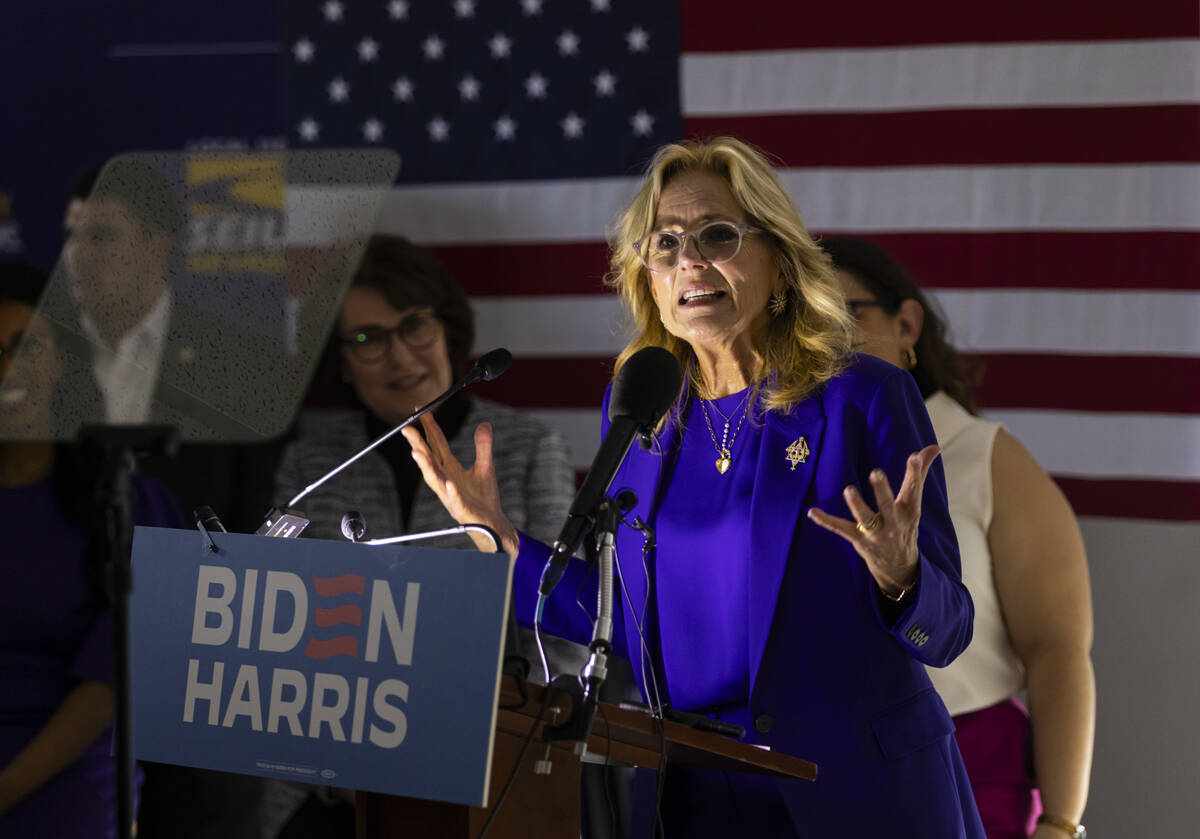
401, 138, 984, 837
0, 263, 182, 838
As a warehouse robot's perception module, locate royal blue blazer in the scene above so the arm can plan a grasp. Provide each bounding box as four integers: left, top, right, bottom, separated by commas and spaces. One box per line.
513, 354, 985, 838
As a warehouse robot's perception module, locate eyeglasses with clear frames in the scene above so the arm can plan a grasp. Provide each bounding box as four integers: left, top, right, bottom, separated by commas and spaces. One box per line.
339, 309, 440, 362
633, 220, 762, 272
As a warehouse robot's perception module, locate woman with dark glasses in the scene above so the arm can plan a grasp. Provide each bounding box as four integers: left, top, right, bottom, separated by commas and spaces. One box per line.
275, 233, 572, 549
826, 237, 1093, 839
263, 234, 574, 838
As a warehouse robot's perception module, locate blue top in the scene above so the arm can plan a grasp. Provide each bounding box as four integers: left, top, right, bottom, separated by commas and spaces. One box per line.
656, 391, 757, 711
0, 473, 181, 839
514, 355, 984, 838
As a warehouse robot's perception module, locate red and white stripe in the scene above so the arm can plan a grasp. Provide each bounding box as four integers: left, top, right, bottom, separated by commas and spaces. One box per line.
375, 2, 1200, 522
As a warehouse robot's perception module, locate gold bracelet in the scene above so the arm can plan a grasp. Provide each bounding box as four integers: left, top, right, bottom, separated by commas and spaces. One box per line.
1037, 813, 1086, 839
878, 580, 914, 602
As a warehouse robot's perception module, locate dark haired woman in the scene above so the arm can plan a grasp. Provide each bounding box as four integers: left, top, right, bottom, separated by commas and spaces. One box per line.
264, 235, 574, 837
0, 263, 182, 837
824, 238, 1094, 839
273, 233, 573, 549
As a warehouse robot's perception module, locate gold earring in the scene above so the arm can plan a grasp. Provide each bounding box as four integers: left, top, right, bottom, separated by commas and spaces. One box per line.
768, 292, 788, 317
904, 347, 917, 369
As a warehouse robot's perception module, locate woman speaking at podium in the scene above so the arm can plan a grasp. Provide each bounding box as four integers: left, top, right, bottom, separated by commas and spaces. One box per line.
403, 138, 984, 838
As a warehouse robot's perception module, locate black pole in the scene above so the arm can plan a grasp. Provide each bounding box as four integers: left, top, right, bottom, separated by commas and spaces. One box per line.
80, 425, 178, 839
96, 445, 136, 839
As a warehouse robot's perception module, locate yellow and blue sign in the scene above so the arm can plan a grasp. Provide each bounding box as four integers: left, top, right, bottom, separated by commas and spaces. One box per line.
184, 154, 286, 274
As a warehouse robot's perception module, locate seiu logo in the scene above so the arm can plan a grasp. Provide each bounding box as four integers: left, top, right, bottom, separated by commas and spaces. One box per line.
184, 155, 285, 271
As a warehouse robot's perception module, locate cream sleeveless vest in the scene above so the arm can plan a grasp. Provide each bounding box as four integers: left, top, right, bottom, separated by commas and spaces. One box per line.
924, 392, 1025, 715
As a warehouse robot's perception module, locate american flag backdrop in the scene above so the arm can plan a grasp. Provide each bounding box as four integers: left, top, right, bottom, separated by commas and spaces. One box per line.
1, 1, 1196, 833
284, 0, 1200, 525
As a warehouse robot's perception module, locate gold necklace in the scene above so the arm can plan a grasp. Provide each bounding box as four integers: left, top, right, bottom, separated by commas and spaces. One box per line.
700, 392, 750, 474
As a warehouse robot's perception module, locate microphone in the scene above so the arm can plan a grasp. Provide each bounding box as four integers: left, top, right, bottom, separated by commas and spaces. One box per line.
340, 510, 367, 542
461, 347, 512, 386
194, 506, 227, 533
538, 346, 680, 597
281, 348, 513, 512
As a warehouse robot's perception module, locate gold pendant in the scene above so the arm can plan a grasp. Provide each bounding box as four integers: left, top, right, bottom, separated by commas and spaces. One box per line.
785, 436, 810, 470
716, 451, 731, 474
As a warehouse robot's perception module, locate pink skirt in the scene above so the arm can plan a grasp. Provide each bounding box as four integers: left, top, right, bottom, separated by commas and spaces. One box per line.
952, 696, 1042, 838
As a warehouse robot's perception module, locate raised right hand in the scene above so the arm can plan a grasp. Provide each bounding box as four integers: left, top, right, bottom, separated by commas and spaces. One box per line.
400, 412, 520, 558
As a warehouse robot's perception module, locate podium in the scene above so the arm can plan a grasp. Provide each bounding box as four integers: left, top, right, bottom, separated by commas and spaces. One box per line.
356, 675, 818, 838
125, 526, 814, 835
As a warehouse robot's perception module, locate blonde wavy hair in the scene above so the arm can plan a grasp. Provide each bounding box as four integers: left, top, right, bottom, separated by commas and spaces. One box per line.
607, 136, 854, 414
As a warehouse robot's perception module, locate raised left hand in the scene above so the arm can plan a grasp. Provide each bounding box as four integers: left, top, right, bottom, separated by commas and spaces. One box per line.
807, 444, 941, 597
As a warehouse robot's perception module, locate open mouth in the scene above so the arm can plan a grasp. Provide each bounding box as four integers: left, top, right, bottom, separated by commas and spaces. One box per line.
679, 289, 726, 306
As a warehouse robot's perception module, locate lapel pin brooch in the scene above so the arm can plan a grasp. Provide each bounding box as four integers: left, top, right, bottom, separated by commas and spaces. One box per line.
785, 436, 810, 470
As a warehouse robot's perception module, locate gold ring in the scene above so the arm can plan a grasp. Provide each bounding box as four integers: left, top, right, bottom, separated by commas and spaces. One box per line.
855, 513, 882, 535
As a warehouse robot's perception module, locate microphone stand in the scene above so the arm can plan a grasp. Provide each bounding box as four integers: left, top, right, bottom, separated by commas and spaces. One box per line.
285, 380, 469, 511
363, 524, 500, 550
536, 494, 622, 771
79, 424, 179, 839
262, 349, 512, 536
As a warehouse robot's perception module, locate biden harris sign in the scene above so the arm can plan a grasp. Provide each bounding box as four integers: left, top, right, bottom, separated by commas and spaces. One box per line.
130, 527, 513, 806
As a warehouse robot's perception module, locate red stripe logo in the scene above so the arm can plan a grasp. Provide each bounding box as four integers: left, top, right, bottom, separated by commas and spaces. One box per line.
312, 574, 365, 597
314, 604, 363, 628
304, 637, 359, 659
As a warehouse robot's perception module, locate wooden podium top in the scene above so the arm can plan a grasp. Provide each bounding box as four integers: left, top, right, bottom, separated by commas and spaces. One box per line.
357, 675, 816, 839
495, 675, 817, 782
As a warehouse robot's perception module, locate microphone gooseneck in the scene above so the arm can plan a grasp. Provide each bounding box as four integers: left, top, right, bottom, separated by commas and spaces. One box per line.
538, 346, 681, 597
284, 348, 513, 510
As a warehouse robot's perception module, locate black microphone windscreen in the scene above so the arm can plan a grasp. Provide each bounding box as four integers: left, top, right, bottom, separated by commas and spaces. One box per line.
475, 348, 513, 381
194, 505, 227, 533
609, 347, 682, 427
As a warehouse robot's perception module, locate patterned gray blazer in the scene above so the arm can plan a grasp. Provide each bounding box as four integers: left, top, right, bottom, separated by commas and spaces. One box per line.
273, 397, 575, 550
263, 399, 576, 837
